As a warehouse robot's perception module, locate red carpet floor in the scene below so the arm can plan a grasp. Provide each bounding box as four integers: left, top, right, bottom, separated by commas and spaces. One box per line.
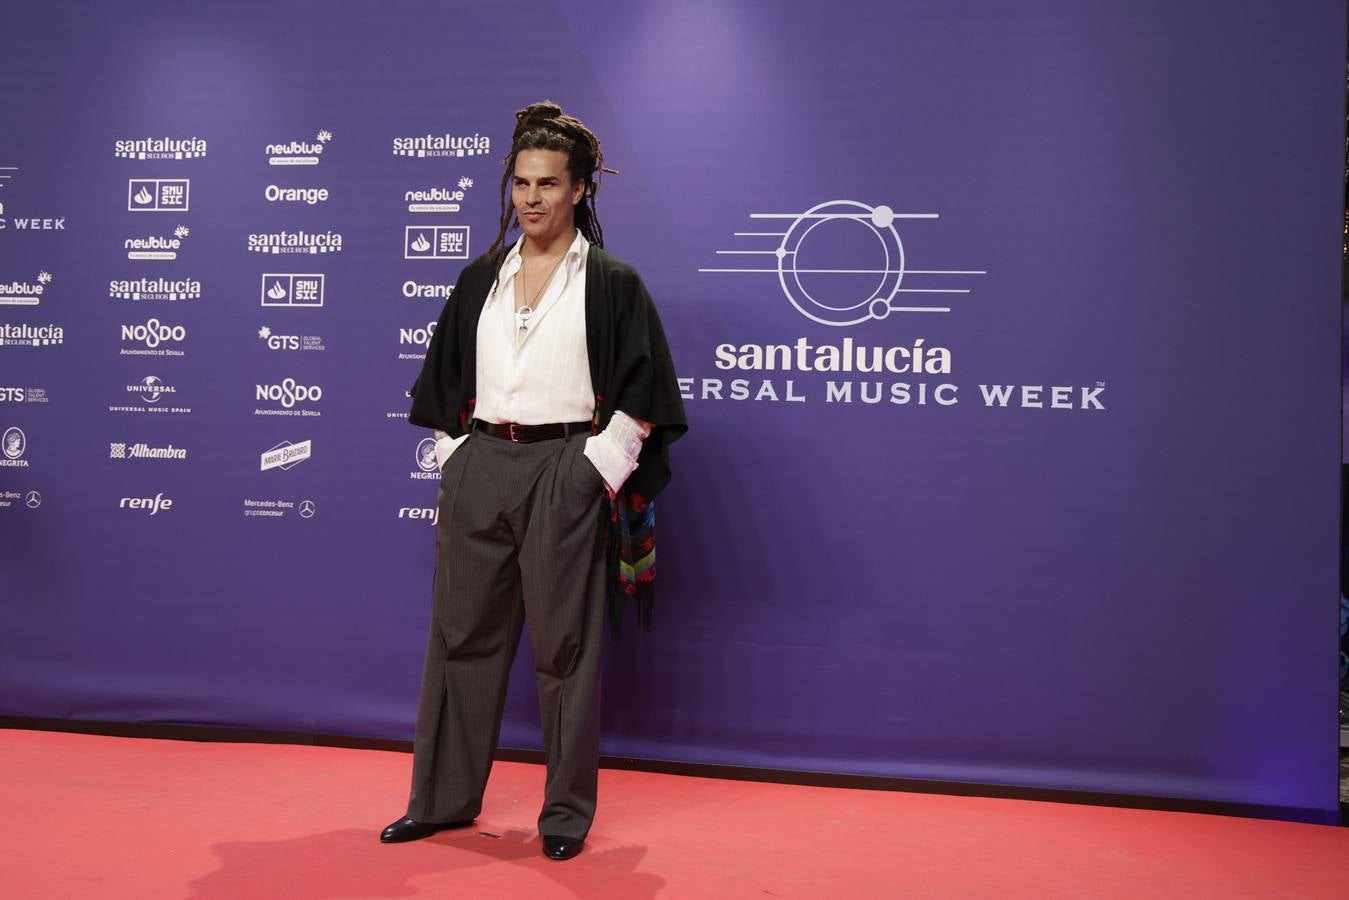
1, 729, 1345, 898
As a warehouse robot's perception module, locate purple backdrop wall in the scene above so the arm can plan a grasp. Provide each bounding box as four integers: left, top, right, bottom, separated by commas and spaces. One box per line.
1, 0, 1342, 821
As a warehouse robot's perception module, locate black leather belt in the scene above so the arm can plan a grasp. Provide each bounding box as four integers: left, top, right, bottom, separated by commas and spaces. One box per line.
473, 420, 593, 443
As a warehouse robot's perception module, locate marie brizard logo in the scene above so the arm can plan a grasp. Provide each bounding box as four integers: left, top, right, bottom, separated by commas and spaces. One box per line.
700, 199, 985, 327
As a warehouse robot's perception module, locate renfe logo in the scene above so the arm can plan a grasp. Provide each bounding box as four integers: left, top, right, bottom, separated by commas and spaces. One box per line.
120, 492, 173, 515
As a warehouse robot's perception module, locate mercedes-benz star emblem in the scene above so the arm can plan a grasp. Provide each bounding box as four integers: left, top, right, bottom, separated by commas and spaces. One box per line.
25, 490, 41, 509
299, 499, 316, 519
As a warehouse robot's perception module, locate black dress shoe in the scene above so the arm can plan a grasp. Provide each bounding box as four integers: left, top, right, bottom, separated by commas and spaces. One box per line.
379, 815, 473, 843
541, 834, 584, 860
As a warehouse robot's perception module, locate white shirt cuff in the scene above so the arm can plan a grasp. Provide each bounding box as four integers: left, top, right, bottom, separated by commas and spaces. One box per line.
433, 430, 468, 469
582, 411, 652, 496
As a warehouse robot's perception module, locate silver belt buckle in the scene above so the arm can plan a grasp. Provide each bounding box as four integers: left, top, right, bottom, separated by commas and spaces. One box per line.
508, 422, 522, 442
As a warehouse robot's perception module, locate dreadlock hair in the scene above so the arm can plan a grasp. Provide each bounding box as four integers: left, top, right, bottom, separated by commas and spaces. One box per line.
489, 100, 617, 264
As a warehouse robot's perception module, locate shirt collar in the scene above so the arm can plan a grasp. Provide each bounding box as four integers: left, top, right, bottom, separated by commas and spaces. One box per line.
499, 228, 588, 283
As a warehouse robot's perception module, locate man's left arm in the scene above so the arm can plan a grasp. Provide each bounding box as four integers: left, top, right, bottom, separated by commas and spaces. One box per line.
583, 410, 652, 498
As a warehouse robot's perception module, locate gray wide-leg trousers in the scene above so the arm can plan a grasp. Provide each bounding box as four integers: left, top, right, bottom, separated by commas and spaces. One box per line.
406, 429, 608, 840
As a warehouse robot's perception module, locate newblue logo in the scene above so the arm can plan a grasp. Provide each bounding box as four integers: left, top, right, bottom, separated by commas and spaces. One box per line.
125, 225, 189, 260
0, 271, 51, 306
266, 130, 331, 166
406, 177, 473, 212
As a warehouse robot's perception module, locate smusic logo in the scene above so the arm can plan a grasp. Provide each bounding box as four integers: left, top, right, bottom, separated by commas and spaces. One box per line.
128, 179, 190, 212
114, 136, 208, 160
405, 225, 467, 260
261, 274, 324, 307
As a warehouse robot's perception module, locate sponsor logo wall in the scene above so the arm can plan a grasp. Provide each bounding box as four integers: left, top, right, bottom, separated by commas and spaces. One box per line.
0, 0, 1340, 822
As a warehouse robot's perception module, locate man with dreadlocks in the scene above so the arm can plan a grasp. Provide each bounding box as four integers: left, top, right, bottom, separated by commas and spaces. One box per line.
381, 102, 686, 861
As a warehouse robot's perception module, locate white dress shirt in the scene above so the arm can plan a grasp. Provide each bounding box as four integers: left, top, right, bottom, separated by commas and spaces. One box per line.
433, 229, 649, 494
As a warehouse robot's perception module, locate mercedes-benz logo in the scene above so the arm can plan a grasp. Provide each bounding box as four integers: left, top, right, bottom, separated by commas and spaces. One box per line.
25, 490, 41, 509
299, 499, 316, 519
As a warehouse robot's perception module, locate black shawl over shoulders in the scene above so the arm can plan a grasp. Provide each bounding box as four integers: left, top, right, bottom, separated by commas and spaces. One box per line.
409, 244, 688, 634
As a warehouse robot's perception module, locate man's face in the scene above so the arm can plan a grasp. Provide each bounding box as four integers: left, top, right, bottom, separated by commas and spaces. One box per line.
512, 149, 584, 247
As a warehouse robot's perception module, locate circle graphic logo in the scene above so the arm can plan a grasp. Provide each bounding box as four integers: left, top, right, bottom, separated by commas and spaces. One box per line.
299, 499, 316, 519
25, 490, 41, 509
776, 200, 905, 326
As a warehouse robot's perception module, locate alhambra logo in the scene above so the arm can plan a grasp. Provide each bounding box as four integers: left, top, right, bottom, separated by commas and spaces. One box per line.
266, 130, 332, 166
126, 226, 189, 260
701, 199, 984, 327
248, 231, 343, 255
115, 137, 208, 160
392, 132, 490, 158
0, 271, 51, 306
